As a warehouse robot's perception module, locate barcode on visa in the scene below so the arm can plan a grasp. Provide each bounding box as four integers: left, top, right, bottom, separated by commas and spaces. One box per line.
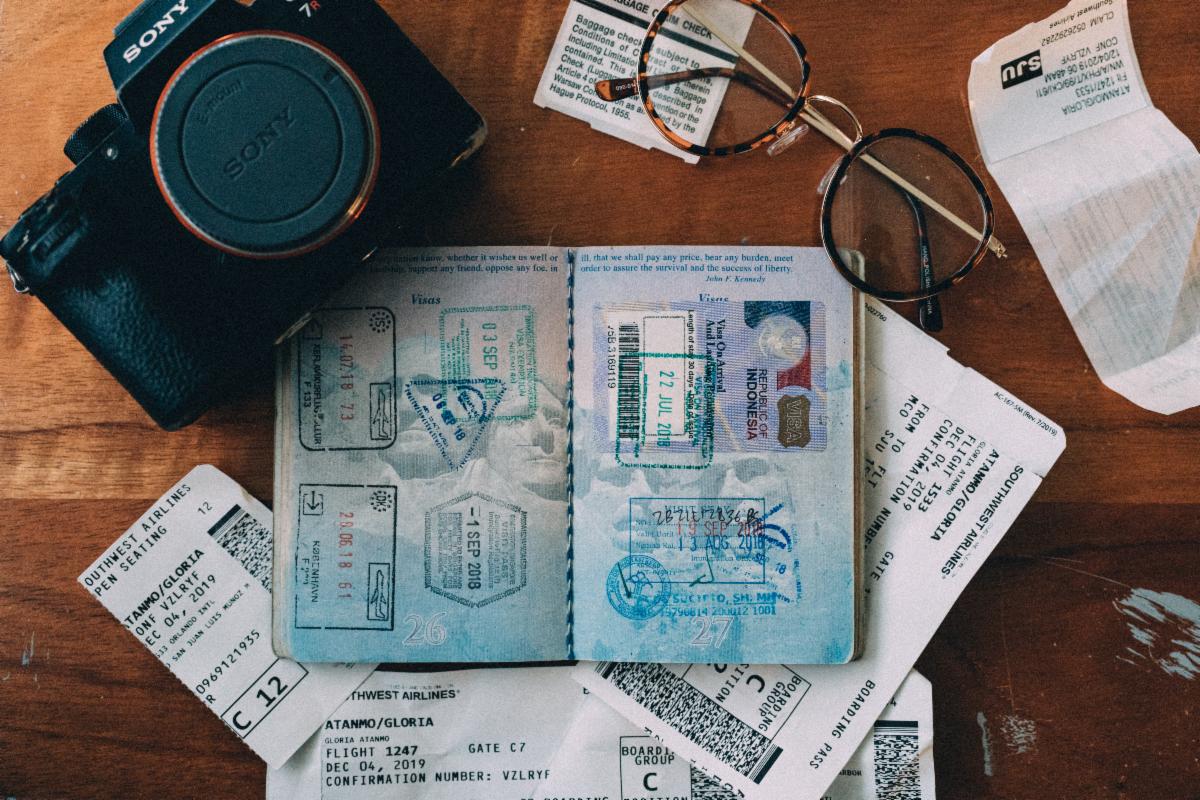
872, 720, 921, 799
208, 505, 272, 592
597, 662, 783, 784
616, 324, 641, 440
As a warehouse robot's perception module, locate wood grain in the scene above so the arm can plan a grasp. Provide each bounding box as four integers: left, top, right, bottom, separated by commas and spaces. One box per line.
1, 1, 1198, 798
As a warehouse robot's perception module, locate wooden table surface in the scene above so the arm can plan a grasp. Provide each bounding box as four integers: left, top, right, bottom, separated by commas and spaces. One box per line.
1, 1, 1197, 798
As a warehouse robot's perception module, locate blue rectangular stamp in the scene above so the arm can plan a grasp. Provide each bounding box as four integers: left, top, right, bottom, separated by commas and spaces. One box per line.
293, 484, 397, 631
628, 497, 771, 586
593, 301, 828, 455
440, 305, 537, 421
297, 307, 397, 451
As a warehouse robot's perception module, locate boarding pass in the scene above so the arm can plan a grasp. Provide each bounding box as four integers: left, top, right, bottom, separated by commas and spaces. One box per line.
78, 466, 375, 768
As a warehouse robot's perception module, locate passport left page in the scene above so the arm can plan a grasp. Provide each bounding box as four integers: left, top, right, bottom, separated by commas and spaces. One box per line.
274, 248, 571, 663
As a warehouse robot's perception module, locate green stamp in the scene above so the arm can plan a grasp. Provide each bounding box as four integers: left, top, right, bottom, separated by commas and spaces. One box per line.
440, 306, 538, 421
614, 352, 716, 470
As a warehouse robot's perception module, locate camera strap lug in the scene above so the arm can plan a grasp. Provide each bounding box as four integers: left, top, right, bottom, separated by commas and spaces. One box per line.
7, 265, 31, 294
5, 231, 33, 294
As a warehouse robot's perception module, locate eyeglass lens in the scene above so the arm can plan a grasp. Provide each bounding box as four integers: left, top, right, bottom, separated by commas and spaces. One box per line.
825, 134, 989, 300
644, 0, 803, 150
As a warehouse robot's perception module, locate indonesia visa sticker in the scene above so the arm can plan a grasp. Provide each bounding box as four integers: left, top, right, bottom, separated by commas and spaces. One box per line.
77, 465, 375, 768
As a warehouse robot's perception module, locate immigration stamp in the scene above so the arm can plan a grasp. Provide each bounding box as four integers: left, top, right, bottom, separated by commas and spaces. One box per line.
627, 497, 775, 587
440, 305, 538, 421
614, 352, 717, 470
297, 307, 397, 452
424, 492, 528, 608
404, 378, 505, 470
606, 555, 671, 621
293, 484, 397, 632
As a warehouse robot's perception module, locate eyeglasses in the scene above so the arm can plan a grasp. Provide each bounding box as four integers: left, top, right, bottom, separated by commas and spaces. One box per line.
595, 0, 1007, 332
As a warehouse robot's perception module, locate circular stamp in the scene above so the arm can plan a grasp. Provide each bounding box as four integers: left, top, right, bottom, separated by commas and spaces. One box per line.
606, 555, 671, 620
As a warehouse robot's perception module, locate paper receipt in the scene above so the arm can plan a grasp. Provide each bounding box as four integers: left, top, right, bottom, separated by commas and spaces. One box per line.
78, 465, 375, 768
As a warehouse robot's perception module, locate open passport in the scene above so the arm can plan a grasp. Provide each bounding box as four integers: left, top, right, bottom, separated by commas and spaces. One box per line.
273, 246, 861, 664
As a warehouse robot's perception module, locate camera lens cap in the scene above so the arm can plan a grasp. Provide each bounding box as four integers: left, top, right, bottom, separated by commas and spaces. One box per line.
151, 32, 380, 259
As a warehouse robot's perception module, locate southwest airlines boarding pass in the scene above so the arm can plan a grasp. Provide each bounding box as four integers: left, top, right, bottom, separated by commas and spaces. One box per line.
268, 666, 934, 800
78, 466, 375, 768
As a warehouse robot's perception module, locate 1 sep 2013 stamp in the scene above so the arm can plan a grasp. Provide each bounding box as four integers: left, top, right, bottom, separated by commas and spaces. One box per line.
440, 305, 538, 422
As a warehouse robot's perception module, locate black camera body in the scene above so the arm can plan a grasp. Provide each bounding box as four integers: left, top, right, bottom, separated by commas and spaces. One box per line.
1, 0, 486, 429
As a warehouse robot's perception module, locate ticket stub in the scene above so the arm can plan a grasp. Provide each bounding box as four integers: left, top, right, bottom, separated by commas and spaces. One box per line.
969, 0, 1149, 163
576, 299, 1065, 799
533, 0, 756, 163
534, 669, 935, 800
78, 466, 375, 768
267, 666, 588, 800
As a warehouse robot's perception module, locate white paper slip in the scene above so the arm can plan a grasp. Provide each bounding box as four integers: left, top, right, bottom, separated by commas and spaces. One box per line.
78, 466, 375, 768
266, 666, 588, 800
574, 299, 1065, 800
534, 0, 756, 163
969, 0, 1200, 414
535, 669, 935, 800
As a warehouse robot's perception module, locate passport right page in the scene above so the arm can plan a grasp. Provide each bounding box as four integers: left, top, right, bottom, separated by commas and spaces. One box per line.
571, 246, 862, 664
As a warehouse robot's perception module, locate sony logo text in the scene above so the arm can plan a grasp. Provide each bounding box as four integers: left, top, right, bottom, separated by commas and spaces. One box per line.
123, 1, 191, 64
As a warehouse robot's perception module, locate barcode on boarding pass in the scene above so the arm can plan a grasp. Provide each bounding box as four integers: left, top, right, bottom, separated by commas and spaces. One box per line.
207, 505, 272, 592
873, 720, 921, 799
597, 662, 783, 784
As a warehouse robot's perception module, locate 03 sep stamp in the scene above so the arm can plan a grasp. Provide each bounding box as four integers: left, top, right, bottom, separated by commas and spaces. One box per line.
440, 305, 538, 421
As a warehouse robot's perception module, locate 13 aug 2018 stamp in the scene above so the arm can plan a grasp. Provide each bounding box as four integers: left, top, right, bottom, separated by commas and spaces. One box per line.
424, 492, 528, 609
297, 307, 398, 452
440, 305, 538, 421
294, 484, 397, 632
629, 497, 775, 585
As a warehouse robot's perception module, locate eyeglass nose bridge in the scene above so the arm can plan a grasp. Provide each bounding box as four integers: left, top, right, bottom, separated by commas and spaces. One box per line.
803, 95, 865, 148
766, 95, 865, 159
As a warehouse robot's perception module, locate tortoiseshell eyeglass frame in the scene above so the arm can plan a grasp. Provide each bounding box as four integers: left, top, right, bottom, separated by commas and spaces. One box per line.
594, 0, 1004, 327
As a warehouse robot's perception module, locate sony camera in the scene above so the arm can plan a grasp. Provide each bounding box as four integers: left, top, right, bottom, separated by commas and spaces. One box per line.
0, 0, 486, 429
